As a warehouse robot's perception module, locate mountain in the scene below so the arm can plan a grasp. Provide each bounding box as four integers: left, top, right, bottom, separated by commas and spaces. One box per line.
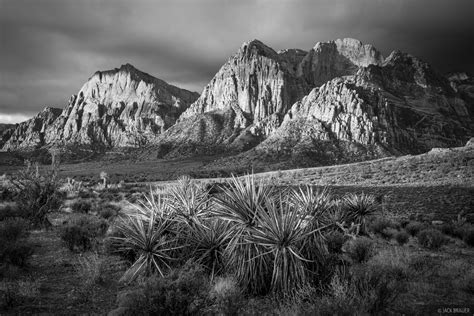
2, 39, 473, 169
211, 50, 473, 168
2, 107, 62, 150
155, 38, 386, 158
1, 64, 199, 150
44, 64, 199, 147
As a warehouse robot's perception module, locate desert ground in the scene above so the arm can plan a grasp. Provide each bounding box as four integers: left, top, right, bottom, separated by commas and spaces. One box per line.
1, 145, 473, 315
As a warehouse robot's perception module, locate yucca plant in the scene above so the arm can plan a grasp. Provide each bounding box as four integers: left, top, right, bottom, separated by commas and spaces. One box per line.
187, 218, 234, 279
321, 199, 351, 229
213, 175, 275, 228
290, 185, 331, 217
213, 175, 276, 294
342, 193, 378, 233
166, 175, 211, 223
110, 194, 182, 283
245, 196, 325, 294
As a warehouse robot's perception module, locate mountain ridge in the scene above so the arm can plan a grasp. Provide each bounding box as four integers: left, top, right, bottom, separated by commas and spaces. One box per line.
2, 38, 473, 170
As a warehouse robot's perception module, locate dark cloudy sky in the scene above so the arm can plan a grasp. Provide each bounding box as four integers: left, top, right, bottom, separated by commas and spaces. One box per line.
1, 0, 473, 123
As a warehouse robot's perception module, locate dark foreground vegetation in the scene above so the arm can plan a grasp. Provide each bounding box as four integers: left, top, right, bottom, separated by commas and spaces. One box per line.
0, 159, 473, 315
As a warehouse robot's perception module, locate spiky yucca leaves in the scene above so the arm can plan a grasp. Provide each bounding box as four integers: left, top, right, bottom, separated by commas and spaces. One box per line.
166, 175, 211, 223
187, 219, 233, 279
321, 199, 351, 229
246, 196, 324, 294
213, 175, 276, 294
110, 194, 182, 283
342, 193, 378, 233
213, 175, 275, 228
290, 186, 332, 217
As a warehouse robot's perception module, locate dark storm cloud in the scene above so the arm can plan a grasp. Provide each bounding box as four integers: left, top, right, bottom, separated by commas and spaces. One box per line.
1, 0, 473, 123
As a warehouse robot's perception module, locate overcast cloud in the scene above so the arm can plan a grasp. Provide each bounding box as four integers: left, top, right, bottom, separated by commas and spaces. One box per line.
1, 0, 473, 123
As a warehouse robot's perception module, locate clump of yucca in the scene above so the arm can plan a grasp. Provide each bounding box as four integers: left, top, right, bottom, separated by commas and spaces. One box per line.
110, 193, 182, 283
214, 175, 328, 295
166, 175, 211, 223
341, 193, 378, 233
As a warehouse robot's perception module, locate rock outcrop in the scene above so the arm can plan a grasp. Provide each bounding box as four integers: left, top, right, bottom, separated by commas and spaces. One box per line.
2, 38, 473, 168
42, 64, 199, 147
251, 51, 473, 165
159, 38, 387, 157
2, 107, 62, 150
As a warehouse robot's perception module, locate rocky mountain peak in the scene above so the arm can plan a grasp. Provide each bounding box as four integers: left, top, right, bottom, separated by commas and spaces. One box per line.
2, 106, 62, 150
297, 38, 383, 87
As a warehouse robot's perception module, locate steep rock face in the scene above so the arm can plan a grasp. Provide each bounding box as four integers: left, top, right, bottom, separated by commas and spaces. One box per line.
448, 72, 474, 118
45, 64, 199, 147
2, 107, 62, 150
164, 38, 385, 157
180, 40, 308, 134
255, 51, 473, 164
297, 38, 384, 87
0, 124, 15, 149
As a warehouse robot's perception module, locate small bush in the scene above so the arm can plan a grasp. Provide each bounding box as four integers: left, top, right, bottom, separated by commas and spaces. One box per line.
394, 230, 410, 245
71, 200, 92, 214
417, 229, 448, 250
112, 262, 210, 315
210, 276, 243, 315
98, 205, 120, 220
380, 227, 398, 240
463, 228, 474, 247
405, 221, 425, 236
0, 205, 26, 221
368, 217, 398, 236
60, 216, 108, 252
344, 237, 375, 263
325, 231, 346, 254
13, 162, 63, 227
0, 218, 30, 242
0, 242, 34, 267
457, 270, 474, 294
75, 253, 104, 286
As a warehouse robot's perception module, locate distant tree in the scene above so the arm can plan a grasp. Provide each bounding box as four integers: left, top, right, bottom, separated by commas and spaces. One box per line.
100, 171, 109, 188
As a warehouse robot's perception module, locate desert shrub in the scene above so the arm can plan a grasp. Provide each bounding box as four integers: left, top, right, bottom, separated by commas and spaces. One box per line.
456, 270, 474, 294
311, 265, 405, 315
367, 248, 411, 281
417, 229, 448, 250
60, 216, 108, 252
408, 254, 438, 273
325, 231, 346, 254
350, 264, 406, 314
344, 237, 375, 263
0, 218, 33, 268
0, 187, 16, 202
11, 162, 63, 227
71, 200, 92, 214
405, 221, 425, 236
0, 242, 34, 267
112, 262, 210, 315
78, 190, 94, 199
463, 228, 474, 247
0, 205, 26, 221
104, 228, 137, 263
75, 253, 104, 286
380, 227, 399, 240
368, 217, 397, 236
0, 218, 30, 242
99, 205, 120, 220
394, 230, 410, 245
209, 276, 243, 316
